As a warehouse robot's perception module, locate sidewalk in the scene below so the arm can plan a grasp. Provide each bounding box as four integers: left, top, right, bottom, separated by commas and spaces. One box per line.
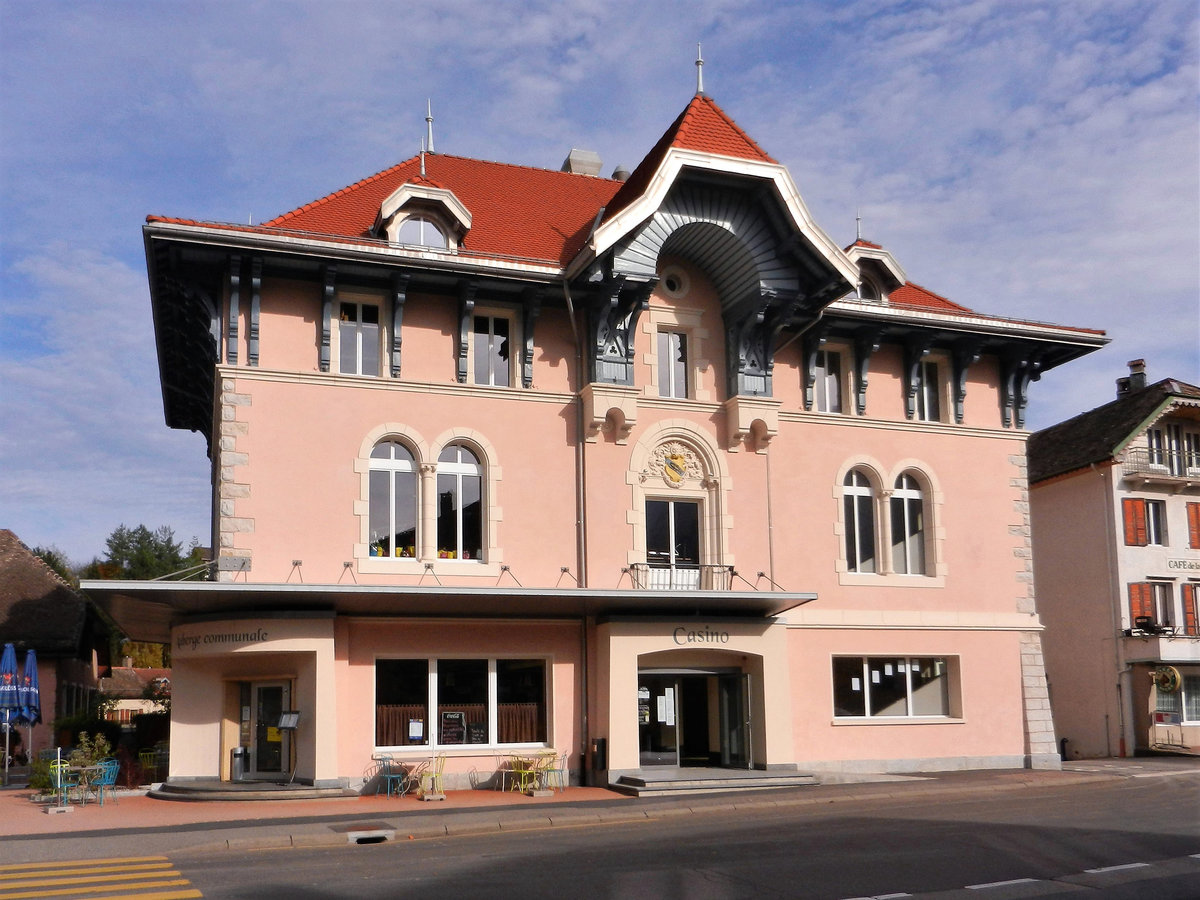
2, 757, 1196, 854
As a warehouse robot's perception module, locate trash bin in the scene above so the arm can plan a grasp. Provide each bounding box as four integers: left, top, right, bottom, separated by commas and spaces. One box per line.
590, 737, 606, 773
230, 746, 248, 782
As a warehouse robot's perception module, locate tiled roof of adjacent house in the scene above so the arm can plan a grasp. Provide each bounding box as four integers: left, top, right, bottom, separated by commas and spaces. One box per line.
1027, 378, 1200, 483
99, 667, 170, 698
0, 529, 88, 655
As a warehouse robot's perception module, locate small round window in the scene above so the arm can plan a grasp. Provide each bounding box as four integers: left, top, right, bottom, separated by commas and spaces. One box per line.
660, 266, 689, 299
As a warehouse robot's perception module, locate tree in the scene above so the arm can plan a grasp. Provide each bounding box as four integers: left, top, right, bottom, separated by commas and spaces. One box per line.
80, 524, 201, 581
31, 545, 75, 584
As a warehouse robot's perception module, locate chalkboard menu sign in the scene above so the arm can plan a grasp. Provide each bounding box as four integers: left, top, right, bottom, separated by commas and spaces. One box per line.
467, 722, 487, 744
440, 711, 466, 744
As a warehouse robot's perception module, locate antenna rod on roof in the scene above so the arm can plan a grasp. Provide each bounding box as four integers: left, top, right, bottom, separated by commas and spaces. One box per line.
420, 139, 426, 177
695, 43, 705, 95
426, 99, 435, 154
856, 207, 862, 241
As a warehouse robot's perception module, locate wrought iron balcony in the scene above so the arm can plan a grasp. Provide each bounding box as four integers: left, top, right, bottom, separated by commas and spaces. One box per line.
628, 563, 734, 591
1122, 449, 1200, 482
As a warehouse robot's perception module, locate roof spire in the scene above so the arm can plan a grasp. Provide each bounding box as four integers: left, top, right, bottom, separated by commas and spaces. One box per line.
695, 43, 705, 95
425, 99, 435, 154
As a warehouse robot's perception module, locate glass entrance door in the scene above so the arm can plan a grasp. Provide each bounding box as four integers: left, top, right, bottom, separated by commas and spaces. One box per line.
637, 675, 679, 766
718, 673, 751, 768
251, 682, 290, 778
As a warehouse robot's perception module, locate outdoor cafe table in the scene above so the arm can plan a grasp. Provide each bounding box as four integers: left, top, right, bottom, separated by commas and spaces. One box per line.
505, 751, 556, 793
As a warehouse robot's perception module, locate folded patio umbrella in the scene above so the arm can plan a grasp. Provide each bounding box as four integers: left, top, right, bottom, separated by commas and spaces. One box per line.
18, 649, 40, 759
0, 643, 18, 785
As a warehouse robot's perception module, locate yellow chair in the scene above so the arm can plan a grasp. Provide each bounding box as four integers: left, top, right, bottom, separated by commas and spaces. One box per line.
139, 749, 158, 783
418, 754, 446, 798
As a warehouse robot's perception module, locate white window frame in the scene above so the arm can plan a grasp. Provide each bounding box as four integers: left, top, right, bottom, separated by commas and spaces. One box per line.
843, 469, 877, 574
1149, 580, 1177, 629
396, 215, 449, 249
469, 311, 515, 388
367, 441, 419, 559
1146, 499, 1168, 546
436, 443, 485, 562
915, 360, 942, 423
832, 656, 957, 720
337, 297, 383, 376
374, 656, 550, 751
890, 473, 926, 575
813, 349, 845, 414
657, 330, 689, 399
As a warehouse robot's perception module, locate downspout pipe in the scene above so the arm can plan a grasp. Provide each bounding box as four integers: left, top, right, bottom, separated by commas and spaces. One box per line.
562, 277, 590, 780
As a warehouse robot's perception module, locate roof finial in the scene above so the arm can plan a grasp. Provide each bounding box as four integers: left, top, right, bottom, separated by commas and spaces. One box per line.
420, 139, 426, 177
695, 43, 705, 95
856, 207, 862, 241
425, 99, 435, 155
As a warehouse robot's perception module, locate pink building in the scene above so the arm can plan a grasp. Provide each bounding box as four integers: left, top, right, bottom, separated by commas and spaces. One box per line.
88, 93, 1106, 792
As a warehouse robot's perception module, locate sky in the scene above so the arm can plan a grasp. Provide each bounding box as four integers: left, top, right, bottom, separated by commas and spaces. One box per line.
1, 0, 1197, 565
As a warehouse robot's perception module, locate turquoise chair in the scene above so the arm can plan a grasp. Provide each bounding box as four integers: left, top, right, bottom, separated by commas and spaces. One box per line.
90, 758, 120, 806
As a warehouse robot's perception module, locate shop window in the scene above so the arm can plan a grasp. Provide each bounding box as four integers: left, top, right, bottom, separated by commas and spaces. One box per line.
890, 473, 926, 575
472, 314, 511, 387
842, 469, 877, 574
813, 350, 843, 413
368, 441, 418, 558
339, 301, 381, 376
915, 360, 941, 422
375, 659, 430, 746
657, 331, 689, 399
375, 657, 547, 749
436, 443, 484, 561
1156, 674, 1200, 723
832, 656, 953, 718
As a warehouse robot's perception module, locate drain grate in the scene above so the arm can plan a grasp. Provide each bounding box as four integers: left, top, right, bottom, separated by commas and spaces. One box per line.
329, 821, 396, 845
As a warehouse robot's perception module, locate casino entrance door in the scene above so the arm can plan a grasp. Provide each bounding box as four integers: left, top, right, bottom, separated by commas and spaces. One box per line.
637, 669, 750, 768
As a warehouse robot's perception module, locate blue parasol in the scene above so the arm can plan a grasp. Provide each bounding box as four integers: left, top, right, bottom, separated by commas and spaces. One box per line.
0, 643, 19, 785
18, 649, 41, 761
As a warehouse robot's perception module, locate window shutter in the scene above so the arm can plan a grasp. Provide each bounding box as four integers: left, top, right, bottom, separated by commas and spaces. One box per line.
1187, 502, 1200, 549
1183, 584, 1198, 636
1122, 498, 1148, 546
1128, 583, 1153, 622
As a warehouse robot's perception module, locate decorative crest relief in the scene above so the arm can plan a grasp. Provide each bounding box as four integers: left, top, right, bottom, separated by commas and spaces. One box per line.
642, 441, 707, 488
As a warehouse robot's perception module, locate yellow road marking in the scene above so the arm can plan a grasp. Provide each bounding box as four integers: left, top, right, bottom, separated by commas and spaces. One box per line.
0, 862, 168, 875
0, 872, 182, 890
0, 866, 171, 882
0, 878, 190, 899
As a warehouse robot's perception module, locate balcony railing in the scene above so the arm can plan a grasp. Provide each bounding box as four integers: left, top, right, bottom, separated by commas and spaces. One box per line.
628, 563, 734, 591
1123, 448, 1200, 480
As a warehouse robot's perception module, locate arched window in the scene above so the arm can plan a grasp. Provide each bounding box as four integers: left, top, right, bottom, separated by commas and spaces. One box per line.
843, 469, 877, 573
890, 472, 926, 575
436, 444, 483, 561
396, 216, 448, 249
369, 441, 417, 557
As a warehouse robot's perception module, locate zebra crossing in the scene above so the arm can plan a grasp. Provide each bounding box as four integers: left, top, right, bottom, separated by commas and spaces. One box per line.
0, 856, 201, 900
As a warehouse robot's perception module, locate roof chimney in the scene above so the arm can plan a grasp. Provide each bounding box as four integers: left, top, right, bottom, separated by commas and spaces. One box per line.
611, 164, 630, 182
561, 149, 603, 177
1116, 358, 1147, 396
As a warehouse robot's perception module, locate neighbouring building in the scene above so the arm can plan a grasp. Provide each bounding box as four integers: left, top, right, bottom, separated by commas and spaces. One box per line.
1029, 361, 1200, 759
86, 90, 1106, 791
0, 529, 112, 757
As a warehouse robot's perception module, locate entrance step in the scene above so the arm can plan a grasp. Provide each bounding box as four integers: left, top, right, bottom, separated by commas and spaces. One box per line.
613, 768, 819, 797
149, 780, 357, 801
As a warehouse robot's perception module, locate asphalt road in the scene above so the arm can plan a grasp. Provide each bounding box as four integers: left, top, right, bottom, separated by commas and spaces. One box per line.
148, 773, 1199, 899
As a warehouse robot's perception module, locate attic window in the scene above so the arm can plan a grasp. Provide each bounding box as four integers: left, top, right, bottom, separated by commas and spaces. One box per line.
396, 216, 448, 249
858, 280, 881, 303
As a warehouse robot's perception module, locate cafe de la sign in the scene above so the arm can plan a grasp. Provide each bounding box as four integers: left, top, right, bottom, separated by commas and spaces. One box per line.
85, 88, 1107, 793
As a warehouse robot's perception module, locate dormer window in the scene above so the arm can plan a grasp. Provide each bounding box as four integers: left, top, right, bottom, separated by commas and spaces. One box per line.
396, 215, 448, 249
858, 279, 880, 303
376, 180, 471, 250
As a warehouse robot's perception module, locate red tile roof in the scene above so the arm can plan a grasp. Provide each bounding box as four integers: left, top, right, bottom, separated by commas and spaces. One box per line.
603, 95, 776, 224
888, 282, 972, 314
260, 154, 623, 266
